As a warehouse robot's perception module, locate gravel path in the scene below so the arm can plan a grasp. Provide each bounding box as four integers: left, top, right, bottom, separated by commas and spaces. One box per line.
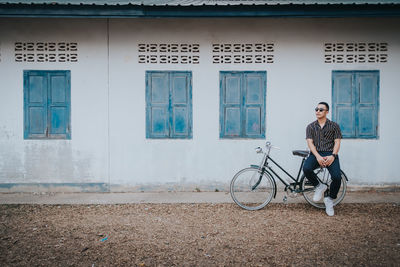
0, 203, 399, 266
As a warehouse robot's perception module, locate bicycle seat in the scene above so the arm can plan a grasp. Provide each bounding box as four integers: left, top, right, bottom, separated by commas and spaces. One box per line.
292, 150, 309, 157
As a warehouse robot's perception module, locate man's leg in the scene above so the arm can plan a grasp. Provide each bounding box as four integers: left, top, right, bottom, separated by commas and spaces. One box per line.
326, 157, 341, 199
303, 154, 320, 187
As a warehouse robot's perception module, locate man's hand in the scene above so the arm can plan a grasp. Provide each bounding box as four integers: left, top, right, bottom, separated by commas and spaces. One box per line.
317, 156, 326, 167
324, 155, 335, 167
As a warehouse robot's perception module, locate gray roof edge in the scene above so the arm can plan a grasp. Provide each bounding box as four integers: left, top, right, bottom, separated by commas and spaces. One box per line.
1, 1, 400, 6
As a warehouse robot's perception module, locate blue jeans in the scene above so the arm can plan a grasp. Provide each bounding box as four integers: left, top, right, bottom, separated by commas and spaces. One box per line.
303, 151, 341, 199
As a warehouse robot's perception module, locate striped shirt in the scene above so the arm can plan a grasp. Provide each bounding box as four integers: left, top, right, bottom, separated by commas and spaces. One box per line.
306, 119, 342, 151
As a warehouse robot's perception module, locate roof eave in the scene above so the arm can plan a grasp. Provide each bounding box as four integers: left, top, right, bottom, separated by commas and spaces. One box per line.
1, 3, 400, 18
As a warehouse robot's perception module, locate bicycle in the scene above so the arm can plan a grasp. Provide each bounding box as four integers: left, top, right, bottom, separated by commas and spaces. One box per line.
230, 142, 348, 211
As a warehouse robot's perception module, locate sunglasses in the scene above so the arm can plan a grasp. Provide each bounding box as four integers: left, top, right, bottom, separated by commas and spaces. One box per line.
315, 108, 327, 112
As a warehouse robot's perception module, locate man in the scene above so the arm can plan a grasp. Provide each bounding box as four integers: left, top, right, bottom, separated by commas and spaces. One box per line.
303, 102, 342, 216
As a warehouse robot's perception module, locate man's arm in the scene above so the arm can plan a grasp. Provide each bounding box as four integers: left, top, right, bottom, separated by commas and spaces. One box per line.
333, 138, 341, 155
325, 138, 341, 166
306, 138, 326, 167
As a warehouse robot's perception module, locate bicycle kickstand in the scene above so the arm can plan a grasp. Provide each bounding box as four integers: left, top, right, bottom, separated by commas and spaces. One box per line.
283, 195, 288, 204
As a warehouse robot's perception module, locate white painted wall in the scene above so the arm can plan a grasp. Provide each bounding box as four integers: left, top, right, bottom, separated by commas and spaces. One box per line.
0, 19, 110, 189
0, 17, 399, 191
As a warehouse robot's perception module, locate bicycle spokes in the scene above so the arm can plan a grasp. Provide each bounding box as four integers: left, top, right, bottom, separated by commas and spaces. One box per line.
302, 169, 348, 209
317, 168, 331, 186
230, 167, 276, 211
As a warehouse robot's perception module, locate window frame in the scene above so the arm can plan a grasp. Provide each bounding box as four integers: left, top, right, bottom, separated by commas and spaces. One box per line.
23, 70, 71, 140
219, 71, 267, 139
332, 70, 379, 139
145, 70, 193, 139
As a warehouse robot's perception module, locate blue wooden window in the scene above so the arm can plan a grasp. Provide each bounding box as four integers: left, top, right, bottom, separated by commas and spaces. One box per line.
24, 70, 71, 139
220, 71, 266, 139
146, 71, 192, 139
332, 70, 379, 139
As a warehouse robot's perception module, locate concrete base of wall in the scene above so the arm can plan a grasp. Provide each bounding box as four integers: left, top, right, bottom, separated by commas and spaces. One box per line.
0, 182, 399, 193
0, 183, 109, 193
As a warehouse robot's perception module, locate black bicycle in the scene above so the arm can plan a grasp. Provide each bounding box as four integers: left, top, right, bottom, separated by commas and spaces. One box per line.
230, 142, 348, 211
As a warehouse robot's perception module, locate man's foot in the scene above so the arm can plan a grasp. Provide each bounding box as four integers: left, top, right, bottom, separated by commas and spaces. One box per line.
323, 197, 334, 216
313, 183, 327, 202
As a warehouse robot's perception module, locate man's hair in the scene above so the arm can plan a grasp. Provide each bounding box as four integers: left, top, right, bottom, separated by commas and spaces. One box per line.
318, 102, 330, 111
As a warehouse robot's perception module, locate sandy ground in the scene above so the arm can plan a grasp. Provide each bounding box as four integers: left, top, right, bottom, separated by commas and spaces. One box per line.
0, 203, 399, 266
1, 191, 399, 204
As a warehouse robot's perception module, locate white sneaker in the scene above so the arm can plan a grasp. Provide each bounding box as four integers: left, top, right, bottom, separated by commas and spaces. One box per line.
324, 197, 334, 216
313, 183, 327, 202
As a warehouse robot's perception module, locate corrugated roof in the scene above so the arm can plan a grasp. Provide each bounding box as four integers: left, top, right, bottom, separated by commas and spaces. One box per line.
1, 0, 400, 6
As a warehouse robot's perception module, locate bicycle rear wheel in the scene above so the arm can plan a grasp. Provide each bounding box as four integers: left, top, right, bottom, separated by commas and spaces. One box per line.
301, 169, 347, 209
230, 167, 276, 211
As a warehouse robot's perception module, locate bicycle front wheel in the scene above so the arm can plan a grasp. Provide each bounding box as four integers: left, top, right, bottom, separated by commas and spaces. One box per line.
230, 167, 276, 211
301, 170, 348, 209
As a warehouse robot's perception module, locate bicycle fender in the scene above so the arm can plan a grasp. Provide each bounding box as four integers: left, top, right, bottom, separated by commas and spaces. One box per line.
264, 169, 278, 199
341, 170, 349, 181
249, 166, 277, 199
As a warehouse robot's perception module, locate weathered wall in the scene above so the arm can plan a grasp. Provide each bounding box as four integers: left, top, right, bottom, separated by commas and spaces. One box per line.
0, 17, 399, 192
0, 19, 110, 191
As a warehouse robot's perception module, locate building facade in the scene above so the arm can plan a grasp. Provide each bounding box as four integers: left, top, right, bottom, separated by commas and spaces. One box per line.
0, 1, 400, 192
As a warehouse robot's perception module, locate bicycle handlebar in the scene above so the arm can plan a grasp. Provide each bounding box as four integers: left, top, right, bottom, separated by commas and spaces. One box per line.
255, 142, 280, 154
266, 142, 280, 149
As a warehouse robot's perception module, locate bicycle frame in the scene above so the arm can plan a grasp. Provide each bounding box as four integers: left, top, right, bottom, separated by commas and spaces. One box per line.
263, 155, 306, 191
253, 145, 307, 193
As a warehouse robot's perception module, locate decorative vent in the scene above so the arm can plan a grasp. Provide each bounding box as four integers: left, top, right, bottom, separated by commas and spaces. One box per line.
324, 42, 388, 63
138, 43, 200, 64
14, 42, 78, 63
212, 43, 274, 64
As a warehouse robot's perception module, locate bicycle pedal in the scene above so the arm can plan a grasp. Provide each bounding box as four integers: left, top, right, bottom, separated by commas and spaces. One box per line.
283, 195, 288, 204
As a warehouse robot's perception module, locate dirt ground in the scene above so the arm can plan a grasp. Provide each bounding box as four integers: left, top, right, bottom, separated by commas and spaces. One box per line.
0, 203, 399, 266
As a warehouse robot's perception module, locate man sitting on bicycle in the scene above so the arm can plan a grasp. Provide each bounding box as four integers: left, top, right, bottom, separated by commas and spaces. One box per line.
303, 102, 342, 216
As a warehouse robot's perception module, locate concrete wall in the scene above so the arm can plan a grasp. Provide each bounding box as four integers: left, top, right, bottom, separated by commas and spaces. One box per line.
0, 17, 399, 192
0, 19, 110, 191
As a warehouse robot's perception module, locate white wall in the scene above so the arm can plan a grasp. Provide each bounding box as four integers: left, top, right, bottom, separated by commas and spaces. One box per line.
0, 17, 399, 191
0, 19, 110, 189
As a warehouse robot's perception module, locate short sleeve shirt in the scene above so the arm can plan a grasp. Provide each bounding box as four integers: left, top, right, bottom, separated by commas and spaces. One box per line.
306, 119, 342, 151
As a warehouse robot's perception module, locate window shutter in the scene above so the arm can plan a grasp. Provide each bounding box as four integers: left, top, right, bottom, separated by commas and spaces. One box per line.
243, 72, 265, 137
146, 72, 170, 138
48, 71, 71, 139
170, 72, 192, 138
220, 72, 242, 138
24, 71, 48, 139
332, 72, 355, 138
356, 72, 379, 138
